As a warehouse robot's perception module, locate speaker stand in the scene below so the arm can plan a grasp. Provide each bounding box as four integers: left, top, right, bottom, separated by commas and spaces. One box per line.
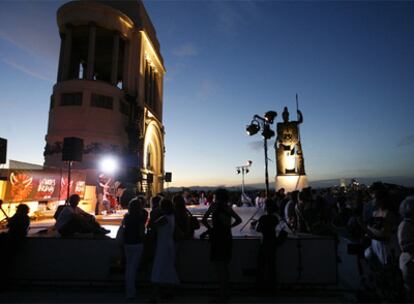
66, 161, 73, 201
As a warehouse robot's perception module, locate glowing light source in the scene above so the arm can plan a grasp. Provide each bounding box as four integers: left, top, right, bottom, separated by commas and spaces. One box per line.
99, 156, 119, 175
285, 153, 296, 171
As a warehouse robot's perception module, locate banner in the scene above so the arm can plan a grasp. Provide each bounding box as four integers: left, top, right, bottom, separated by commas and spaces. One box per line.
1, 169, 86, 202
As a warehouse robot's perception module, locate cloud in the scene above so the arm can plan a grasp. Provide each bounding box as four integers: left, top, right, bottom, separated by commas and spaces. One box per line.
210, 1, 263, 35
2, 58, 54, 82
398, 135, 414, 147
172, 43, 198, 57
0, 2, 61, 60
195, 79, 218, 101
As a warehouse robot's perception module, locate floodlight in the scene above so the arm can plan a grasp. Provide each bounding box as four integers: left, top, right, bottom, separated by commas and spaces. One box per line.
99, 155, 119, 175
264, 111, 277, 124
246, 122, 260, 136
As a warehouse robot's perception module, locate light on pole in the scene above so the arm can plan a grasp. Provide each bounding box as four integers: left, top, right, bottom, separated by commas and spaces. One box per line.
246, 111, 277, 198
236, 160, 253, 197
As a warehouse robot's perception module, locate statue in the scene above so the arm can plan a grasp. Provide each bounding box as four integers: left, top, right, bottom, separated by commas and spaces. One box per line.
275, 106, 306, 176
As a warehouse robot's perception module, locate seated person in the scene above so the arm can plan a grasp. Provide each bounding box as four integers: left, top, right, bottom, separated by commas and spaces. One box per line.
55, 194, 109, 237
7, 204, 30, 240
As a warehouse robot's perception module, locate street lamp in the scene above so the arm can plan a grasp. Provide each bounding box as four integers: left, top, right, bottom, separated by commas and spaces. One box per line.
246, 111, 277, 197
236, 160, 253, 198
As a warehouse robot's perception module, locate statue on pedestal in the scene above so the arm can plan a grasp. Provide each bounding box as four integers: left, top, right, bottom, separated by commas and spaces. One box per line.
275, 107, 306, 176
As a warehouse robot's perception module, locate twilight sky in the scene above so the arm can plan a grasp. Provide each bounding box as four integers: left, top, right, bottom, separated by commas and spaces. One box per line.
0, 1, 413, 187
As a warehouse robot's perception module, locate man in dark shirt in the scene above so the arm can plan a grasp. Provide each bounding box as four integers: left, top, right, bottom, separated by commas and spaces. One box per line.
256, 199, 279, 287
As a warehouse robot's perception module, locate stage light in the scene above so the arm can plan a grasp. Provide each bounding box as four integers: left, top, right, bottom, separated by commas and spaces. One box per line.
245, 110, 276, 197
264, 111, 277, 124
246, 122, 260, 136
99, 156, 119, 175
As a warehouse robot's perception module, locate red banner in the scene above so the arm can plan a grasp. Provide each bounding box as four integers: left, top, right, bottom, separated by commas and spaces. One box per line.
1, 169, 86, 202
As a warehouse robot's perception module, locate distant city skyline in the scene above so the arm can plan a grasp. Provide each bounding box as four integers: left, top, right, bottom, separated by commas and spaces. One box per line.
0, 1, 413, 187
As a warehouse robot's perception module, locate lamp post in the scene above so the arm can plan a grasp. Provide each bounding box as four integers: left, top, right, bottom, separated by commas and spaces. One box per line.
246, 111, 277, 198
236, 160, 252, 198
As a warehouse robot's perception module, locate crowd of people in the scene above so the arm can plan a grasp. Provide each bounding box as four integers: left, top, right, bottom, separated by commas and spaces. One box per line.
0, 181, 413, 302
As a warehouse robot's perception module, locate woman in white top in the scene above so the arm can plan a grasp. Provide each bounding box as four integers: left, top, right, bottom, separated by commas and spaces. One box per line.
150, 198, 179, 301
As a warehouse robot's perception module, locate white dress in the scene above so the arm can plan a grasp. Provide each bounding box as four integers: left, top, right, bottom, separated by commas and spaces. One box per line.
151, 214, 179, 284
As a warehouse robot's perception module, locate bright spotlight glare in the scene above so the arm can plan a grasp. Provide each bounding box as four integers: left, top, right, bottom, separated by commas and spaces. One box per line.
100, 156, 119, 175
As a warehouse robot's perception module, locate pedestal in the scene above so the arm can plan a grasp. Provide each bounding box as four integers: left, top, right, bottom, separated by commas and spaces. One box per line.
275, 175, 308, 192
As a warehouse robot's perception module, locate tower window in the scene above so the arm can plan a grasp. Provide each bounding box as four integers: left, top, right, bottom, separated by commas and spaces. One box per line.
61, 93, 83, 106
91, 94, 113, 110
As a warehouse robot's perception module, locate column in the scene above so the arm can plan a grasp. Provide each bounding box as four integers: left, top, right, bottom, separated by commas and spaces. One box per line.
111, 33, 120, 85
150, 67, 155, 108
57, 32, 65, 82
123, 40, 129, 91
61, 26, 72, 81
86, 23, 96, 80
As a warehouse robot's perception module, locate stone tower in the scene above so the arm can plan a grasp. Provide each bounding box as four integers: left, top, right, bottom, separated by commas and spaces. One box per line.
44, 0, 166, 195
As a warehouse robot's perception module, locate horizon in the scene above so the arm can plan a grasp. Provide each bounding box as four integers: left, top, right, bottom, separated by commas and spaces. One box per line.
0, 1, 413, 187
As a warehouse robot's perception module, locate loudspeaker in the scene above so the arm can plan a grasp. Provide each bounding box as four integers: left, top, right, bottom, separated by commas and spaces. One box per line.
62, 137, 83, 162
165, 172, 172, 182
0, 138, 6, 164
147, 173, 153, 183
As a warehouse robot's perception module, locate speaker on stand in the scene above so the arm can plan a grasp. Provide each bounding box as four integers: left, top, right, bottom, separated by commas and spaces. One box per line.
164, 172, 172, 192
62, 137, 84, 200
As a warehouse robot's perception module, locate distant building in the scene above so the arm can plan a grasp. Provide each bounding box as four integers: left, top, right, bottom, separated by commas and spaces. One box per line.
44, 0, 166, 195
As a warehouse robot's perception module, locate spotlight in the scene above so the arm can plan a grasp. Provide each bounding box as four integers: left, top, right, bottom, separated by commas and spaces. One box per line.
246, 169, 249, 174
99, 155, 119, 175
237, 169, 241, 174
262, 124, 275, 139
264, 111, 277, 124
246, 122, 260, 136
246, 160, 253, 166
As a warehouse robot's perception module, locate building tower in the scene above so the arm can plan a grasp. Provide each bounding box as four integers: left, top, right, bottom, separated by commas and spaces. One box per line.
44, 0, 166, 195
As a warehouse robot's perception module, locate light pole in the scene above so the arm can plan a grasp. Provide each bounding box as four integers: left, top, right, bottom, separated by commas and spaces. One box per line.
246, 111, 277, 198
236, 160, 252, 198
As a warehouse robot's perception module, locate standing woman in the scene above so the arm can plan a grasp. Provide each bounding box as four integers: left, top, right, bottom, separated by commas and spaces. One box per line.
398, 196, 414, 302
150, 198, 179, 301
202, 188, 242, 302
123, 196, 148, 300
173, 195, 193, 241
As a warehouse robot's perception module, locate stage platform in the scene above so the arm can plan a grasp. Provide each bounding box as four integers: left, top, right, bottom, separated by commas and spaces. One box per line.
1, 206, 342, 286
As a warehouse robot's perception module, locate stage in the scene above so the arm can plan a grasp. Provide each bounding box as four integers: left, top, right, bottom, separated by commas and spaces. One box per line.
1, 206, 342, 286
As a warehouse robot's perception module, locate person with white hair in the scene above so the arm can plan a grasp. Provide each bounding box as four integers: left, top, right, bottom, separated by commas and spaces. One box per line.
398, 195, 414, 302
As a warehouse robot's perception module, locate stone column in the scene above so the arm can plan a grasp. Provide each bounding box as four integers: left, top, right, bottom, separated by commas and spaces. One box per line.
86, 23, 96, 80
57, 32, 65, 82
61, 26, 72, 81
111, 32, 120, 85
122, 39, 129, 91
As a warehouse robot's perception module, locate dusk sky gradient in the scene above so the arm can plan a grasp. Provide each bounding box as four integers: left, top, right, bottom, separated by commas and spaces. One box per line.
0, 1, 413, 187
